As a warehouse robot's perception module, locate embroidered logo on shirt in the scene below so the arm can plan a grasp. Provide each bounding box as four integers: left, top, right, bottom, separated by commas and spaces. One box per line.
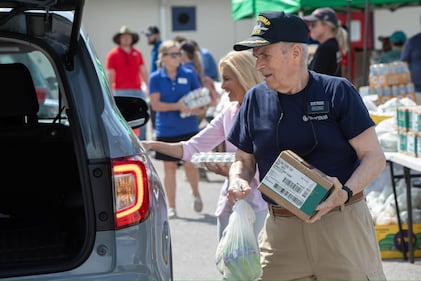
303, 114, 328, 122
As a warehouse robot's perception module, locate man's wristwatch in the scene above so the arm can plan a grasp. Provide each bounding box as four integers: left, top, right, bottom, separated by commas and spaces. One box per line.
342, 185, 353, 204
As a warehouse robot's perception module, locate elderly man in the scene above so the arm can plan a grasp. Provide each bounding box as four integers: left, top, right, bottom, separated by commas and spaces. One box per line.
227, 11, 386, 280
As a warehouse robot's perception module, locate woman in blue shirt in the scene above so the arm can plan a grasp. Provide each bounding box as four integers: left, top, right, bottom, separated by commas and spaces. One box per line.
149, 39, 205, 218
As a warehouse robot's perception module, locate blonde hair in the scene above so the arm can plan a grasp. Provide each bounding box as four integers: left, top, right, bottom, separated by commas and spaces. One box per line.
322, 20, 348, 54
336, 26, 349, 54
156, 39, 179, 68
218, 50, 264, 91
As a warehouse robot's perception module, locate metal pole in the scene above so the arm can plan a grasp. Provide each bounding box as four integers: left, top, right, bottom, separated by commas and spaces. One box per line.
362, 0, 370, 86
160, 0, 167, 39
346, 0, 352, 81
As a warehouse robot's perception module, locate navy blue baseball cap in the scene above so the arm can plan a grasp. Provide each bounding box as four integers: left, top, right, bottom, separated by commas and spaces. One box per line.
144, 25, 160, 37
233, 11, 309, 51
302, 7, 338, 27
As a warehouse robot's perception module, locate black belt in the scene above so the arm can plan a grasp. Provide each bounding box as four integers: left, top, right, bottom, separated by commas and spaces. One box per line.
269, 192, 364, 217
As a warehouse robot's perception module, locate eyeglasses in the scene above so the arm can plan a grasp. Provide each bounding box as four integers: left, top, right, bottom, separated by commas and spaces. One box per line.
163, 52, 182, 58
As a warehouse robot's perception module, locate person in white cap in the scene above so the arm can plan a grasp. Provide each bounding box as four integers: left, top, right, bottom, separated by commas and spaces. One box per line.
227, 10, 386, 280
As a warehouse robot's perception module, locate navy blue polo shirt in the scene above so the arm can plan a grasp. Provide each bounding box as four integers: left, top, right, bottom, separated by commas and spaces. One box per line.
149, 65, 201, 137
227, 71, 374, 203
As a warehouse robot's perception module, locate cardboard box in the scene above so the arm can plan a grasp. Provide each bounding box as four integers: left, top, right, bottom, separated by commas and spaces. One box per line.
375, 223, 421, 259
258, 150, 333, 221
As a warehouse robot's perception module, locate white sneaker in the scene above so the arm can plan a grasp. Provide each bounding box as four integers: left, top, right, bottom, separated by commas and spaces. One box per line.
193, 196, 203, 213
168, 208, 177, 219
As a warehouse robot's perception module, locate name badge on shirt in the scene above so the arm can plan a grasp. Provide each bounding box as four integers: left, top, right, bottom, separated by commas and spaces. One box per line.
307, 100, 329, 114
178, 77, 188, 84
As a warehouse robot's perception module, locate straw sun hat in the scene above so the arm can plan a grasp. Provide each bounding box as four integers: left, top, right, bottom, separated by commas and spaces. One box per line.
113, 25, 139, 45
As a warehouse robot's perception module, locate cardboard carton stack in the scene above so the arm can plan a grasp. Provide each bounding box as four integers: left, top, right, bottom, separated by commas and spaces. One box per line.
396, 105, 421, 157
375, 223, 421, 259
368, 61, 416, 104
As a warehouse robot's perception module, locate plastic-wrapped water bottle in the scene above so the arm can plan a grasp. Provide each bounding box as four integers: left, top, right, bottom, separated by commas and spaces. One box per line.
180, 88, 211, 118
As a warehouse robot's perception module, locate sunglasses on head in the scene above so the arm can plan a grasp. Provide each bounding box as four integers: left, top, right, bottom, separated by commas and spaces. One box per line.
163, 52, 182, 58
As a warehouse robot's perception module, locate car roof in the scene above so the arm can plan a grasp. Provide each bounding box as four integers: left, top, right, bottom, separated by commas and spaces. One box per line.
0, 0, 83, 11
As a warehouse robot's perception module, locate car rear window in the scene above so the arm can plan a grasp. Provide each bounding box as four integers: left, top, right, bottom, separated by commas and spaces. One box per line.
0, 50, 61, 119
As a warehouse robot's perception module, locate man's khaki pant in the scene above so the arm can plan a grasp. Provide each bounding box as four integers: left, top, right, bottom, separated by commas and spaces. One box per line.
258, 200, 386, 280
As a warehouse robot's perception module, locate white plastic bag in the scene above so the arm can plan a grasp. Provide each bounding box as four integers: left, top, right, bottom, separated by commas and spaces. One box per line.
215, 200, 262, 280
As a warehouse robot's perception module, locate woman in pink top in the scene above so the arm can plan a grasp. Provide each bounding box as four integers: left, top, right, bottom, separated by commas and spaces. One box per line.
142, 50, 267, 239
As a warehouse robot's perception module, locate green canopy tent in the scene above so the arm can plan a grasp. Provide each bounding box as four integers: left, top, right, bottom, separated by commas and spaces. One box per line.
231, 0, 421, 85
232, 0, 421, 19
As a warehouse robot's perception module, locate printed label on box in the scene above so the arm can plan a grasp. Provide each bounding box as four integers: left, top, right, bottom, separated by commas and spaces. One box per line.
261, 158, 316, 209
259, 150, 332, 220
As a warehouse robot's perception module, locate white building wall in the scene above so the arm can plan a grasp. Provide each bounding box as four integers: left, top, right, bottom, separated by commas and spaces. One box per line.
374, 6, 421, 49
83, 0, 254, 74
82, 0, 421, 73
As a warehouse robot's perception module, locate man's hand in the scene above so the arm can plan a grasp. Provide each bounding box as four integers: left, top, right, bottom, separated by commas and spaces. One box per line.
307, 176, 347, 223
177, 99, 191, 115
227, 178, 251, 205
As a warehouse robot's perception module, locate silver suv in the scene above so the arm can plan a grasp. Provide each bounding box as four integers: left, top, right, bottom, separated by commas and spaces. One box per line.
0, 1, 172, 280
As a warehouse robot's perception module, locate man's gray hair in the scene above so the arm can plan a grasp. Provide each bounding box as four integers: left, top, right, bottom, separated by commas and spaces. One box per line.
280, 42, 309, 66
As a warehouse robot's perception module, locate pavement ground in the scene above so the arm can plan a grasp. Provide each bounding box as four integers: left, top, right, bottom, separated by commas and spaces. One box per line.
149, 151, 421, 281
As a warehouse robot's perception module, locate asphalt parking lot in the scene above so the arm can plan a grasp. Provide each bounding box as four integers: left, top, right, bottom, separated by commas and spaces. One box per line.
382, 258, 421, 280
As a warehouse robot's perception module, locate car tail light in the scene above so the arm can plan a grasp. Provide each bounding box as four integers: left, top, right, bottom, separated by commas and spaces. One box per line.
35, 86, 48, 104
113, 156, 150, 229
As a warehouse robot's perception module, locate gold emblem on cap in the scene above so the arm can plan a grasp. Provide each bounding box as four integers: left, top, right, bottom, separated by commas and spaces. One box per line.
236, 39, 270, 45
257, 15, 271, 26
251, 22, 268, 36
